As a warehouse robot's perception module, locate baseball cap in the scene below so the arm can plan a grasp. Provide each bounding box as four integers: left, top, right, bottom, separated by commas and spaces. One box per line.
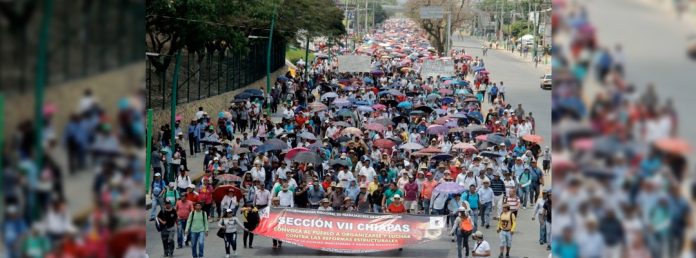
155, 173, 161, 177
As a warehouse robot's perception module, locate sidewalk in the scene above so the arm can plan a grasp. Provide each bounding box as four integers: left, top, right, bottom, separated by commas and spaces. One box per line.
468, 36, 551, 73
636, 0, 696, 26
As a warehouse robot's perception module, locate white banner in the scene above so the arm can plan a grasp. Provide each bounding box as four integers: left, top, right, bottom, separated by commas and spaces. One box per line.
420, 60, 455, 78
337, 55, 372, 73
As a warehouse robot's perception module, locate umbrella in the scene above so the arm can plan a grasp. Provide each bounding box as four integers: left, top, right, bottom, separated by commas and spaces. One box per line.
400, 142, 425, 150
213, 185, 244, 203
372, 104, 387, 110
241, 139, 263, 146
307, 142, 324, 151
467, 111, 483, 123
485, 134, 506, 145
309, 102, 328, 111
365, 123, 387, 132
426, 93, 441, 101
357, 106, 375, 112
434, 182, 465, 194
391, 116, 408, 124
262, 138, 288, 150
431, 153, 454, 161
466, 125, 490, 134
448, 127, 468, 133
215, 174, 242, 182
441, 97, 456, 104
373, 139, 397, 149
426, 125, 448, 135
329, 159, 351, 167
244, 88, 264, 96
299, 132, 317, 140
522, 134, 544, 144
397, 101, 413, 109
438, 88, 454, 95
450, 112, 468, 119
370, 69, 384, 75
200, 140, 222, 146
234, 147, 250, 155
418, 146, 442, 154
463, 97, 479, 103
333, 98, 351, 106
654, 138, 692, 155
415, 105, 434, 113
277, 76, 289, 81
234, 92, 251, 100
321, 92, 339, 100
373, 118, 394, 127
388, 89, 405, 96
341, 127, 363, 136
333, 121, 352, 127
478, 151, 502, 158
336, 109, 354, 117
286, 147, 310, 159
410, 110, 426, 116
292, 151, 322, 164
452, 142, 477, 152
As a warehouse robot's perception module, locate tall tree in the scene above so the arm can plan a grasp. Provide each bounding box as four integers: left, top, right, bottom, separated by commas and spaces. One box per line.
405, 0, 472, 54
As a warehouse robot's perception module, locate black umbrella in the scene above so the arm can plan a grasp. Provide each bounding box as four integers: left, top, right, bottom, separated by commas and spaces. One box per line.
392, 116, 408, 124
415, 105, 434, 113
431, 153, 454, 161
486, 134, 506, 145
329, 159, 351, 167
373, 118, 394, 127
382, 99, 398, 107
479, 151, 501, 158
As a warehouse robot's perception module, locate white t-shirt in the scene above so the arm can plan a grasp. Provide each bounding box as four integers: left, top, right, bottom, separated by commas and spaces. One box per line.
472, 240, 491, 256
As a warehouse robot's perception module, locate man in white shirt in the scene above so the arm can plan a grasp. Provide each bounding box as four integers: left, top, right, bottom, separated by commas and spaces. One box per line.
277, 184, 294, 207
359, 160, 377, 182
477, 179, 494, 228
457, 170, 478, 189
468, 157, 485, 176
250, 162, 266, 183
471, 231, 491, 257
337, 169, 355, 182
274, 163, 290, 181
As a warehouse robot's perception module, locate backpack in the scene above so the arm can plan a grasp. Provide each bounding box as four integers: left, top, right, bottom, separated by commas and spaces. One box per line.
460, 217, 473, 233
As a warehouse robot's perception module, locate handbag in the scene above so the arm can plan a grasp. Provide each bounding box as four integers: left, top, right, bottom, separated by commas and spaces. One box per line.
217, 219, 226, 238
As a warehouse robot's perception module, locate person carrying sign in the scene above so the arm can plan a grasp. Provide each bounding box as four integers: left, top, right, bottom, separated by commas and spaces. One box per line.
450, 206, 475, 258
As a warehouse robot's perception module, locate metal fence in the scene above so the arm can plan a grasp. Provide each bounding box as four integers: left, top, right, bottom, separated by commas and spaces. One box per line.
146, 39, 286, 110
0, 0, 145, 94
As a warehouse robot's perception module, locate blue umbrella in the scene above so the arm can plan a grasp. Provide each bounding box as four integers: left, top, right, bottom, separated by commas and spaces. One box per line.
431, 153, 454, 161
336, 109, 353, 117
388, 89, 405, 96
363, 77, 374, 84
397, 101, 413, 109
321, 92, 338, 99
473, 66, 485, 72
357, 106, 374, 112
234, 92, 251, 100
454, 80, 469, 86
259, 139, 288, 151
434, 182, 466, 194
378, 90, 390, 96
333, 99, 352, 107
277, 76, 289, 82
441, 97, 455, 104
244, 89, 264, 96
354, 100, 370, 106
467, 111, 483, 123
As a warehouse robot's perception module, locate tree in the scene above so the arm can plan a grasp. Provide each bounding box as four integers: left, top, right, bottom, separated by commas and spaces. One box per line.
0, 0, 37, 89
405, 0, 472, 55
509, 20, 529, 38
373, 3, 388, 25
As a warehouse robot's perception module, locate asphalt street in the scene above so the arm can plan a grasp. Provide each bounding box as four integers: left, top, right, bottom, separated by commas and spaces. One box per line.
145, 36, 553, 258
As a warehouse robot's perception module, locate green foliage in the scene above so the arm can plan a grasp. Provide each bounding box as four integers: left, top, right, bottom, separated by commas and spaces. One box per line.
373, 3, 388, 25
509, 20, 530, 38
286, 47, 315, 65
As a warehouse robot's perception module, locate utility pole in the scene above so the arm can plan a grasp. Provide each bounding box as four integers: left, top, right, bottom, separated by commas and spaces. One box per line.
447, 10, 452, 56
365, 0, 369, 33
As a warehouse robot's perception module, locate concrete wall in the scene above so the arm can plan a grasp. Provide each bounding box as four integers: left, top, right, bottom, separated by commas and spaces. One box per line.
150, 66, 288, 131
3, 62, 145, 137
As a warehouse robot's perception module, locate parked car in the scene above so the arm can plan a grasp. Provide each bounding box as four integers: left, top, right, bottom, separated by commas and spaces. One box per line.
540, 73, 552, 89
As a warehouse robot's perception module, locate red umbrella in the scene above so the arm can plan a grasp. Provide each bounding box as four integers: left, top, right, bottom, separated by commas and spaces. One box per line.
475, 134, 488, 141
418, 146, 442, 154
426, 125, 448, 135
213, 185, 244, 203
286, 147, 310, 159
434, 116, 451, 125
452, 142, 477, 152
373, 139, 396, 149
365, 123, 387, 132
438, 88, 454, 95
522, 134, 544, 144
654, 138, 692, 155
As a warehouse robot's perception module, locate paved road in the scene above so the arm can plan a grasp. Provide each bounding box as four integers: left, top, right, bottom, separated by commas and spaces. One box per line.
583, 0, 696, 159
145, 36, 552, 258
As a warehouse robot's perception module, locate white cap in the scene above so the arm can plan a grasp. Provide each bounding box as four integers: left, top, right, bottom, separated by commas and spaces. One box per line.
457, 206, 467, 212
188, 184, 196, 189
155, 173, 161, 177
393, 194, 401, 199
226, 208, 233, 213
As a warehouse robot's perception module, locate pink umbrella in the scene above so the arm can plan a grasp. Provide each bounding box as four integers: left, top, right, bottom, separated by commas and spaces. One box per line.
365, 123, 387, 132
372, 104, 387, 110
285, 147, 310, 159
434, 116, 450, 125
426, 125, 448, 135
438, 88, 454, 95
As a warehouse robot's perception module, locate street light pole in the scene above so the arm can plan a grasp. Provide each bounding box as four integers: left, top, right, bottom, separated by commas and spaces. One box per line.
266, 1, 279, 115
304, 32, 310, 81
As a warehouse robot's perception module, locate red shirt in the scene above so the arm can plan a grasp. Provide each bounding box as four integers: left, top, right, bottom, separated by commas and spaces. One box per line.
185, 191, 199, 203
199, 185, 213, 204
176, 200, 194, 219
388, 203, 406, 213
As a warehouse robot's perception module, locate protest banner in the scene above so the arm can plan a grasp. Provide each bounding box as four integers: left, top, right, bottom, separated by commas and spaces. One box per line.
420, 59, 455, 78
253, 208, 447, 253
337, 55, 372, 73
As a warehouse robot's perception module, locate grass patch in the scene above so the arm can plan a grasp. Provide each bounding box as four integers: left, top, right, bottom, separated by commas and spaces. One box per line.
286, 47, 314, 65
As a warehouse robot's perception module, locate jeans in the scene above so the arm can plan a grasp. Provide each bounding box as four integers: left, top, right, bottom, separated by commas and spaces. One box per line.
432, 208, 444, 215
480, 202, 492, 226
150, 196, 161, 219
161, 226, 176, 255
421, 199, 431, 214
177, 219, 190, 247
456, 229, 471, 258
530, 184, 540, 204
518, 185, 530, 207
539, 219, 547, 244
224, 232, 238, 254
545, 221, 552, 246
373, 204, 382, 213
243, 229, 254, 247
190, 231, 205, 257
273, 239, 283, 246
469, 208, 479, 231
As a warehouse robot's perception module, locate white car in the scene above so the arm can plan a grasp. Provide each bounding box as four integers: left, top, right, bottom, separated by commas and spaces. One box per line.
540, 74, 552, 89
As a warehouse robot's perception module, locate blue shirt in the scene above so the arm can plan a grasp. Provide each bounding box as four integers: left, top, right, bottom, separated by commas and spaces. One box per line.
462, 191, 480, 209
552, 240, 579, 258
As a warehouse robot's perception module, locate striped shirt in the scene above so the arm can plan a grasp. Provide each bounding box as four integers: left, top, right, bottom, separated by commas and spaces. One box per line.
504, 196, 520, 211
